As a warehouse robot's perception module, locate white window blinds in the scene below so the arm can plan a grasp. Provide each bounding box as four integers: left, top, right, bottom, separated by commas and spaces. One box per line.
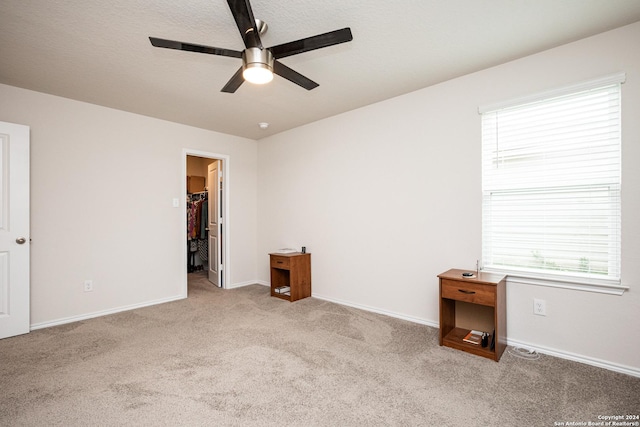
481, 79, 622, 284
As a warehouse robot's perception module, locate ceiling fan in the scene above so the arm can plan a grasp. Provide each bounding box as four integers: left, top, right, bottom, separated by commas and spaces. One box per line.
149, 0, 353, 93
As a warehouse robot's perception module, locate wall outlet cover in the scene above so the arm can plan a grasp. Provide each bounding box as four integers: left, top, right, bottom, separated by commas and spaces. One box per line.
533, 298, 546, 316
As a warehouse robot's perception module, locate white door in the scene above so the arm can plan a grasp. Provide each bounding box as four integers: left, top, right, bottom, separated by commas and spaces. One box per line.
207, 160, 222, 287
0, 121, 30, 339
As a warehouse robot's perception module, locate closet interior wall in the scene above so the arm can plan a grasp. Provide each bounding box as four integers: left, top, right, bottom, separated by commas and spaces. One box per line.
186, 155, 215, 272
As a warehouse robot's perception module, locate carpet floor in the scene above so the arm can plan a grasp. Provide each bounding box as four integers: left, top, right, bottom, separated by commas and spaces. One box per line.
1, 273, 638, 426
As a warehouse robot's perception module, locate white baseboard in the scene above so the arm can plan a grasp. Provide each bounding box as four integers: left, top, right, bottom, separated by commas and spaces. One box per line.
312, 292, 640, 378
31, 282, 640, 378
31, 280, 264, 328
311, 292, 439, 329
30, 280, 263, 329
505, 338, 640, 378
30, 294, 186, 330
226, 280, 263, 289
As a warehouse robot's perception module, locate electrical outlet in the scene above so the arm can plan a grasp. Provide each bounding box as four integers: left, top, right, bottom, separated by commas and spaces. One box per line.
84, 280, 93, 292
533, 298, 546, 316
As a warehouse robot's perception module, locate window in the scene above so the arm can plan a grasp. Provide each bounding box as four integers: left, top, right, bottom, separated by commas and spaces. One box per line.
480, 74, 624, 290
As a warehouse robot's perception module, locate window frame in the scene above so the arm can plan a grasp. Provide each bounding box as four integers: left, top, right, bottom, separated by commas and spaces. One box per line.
478, 73, 627, 295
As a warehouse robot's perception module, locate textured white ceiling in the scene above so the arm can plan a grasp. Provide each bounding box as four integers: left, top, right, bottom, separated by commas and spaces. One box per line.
1, 0, 640, 140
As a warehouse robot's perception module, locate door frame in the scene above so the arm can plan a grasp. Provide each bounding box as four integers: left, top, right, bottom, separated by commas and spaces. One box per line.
182, 149, 230, 293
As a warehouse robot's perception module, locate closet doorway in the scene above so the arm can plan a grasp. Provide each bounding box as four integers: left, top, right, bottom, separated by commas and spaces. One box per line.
184, 150, 229, 292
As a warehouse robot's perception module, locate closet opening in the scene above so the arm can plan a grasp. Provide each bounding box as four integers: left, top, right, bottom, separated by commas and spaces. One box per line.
183, 150, 229, 295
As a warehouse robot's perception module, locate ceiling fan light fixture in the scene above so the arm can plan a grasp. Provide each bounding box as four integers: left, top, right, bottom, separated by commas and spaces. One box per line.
242, 47, 274, 84
243, 64, 273, 84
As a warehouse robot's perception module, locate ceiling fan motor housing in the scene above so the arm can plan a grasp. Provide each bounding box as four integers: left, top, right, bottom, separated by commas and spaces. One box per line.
243, 47, 274, 73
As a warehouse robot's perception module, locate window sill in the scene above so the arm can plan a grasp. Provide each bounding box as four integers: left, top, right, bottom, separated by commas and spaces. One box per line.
482, 268, 628, 296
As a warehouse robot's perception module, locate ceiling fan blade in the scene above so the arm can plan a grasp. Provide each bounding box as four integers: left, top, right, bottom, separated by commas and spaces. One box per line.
227, 0, 263, 49
221, 67, 245, 93
149, 37, 242, 58
270, 28, 353, 59
273, 61, 319, 91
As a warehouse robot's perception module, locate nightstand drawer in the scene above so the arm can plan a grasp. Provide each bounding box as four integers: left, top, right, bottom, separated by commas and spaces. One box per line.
270, 255, 290, 269
441, 279, 495, 306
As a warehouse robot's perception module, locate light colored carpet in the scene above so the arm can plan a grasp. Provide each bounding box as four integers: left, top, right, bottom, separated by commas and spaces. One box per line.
1, 273, 638, 426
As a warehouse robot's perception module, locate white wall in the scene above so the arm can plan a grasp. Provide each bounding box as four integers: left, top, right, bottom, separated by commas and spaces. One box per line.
257, 22, 640, 374
0, 84, 258, 326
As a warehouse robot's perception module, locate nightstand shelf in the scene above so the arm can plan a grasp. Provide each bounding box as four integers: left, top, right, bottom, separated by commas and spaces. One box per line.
441, 327, 496, 360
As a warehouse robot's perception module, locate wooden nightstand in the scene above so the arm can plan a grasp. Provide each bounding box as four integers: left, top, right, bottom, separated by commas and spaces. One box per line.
269, 253, 311, 302
438, 268, 507, 361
